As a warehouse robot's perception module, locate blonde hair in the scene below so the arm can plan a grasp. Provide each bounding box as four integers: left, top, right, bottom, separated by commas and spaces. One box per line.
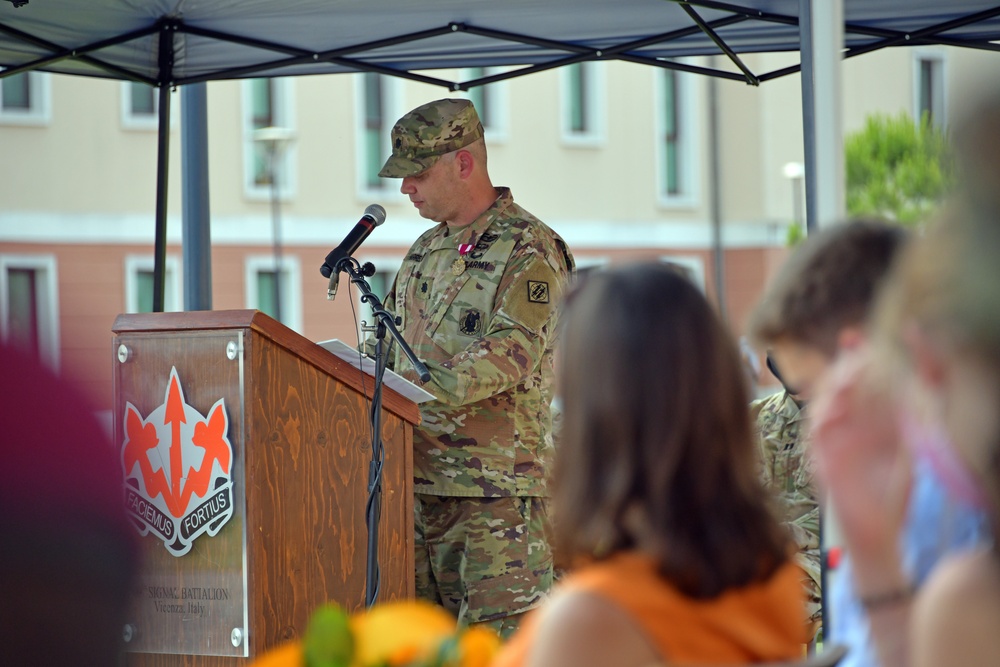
872, 196, 1000, 538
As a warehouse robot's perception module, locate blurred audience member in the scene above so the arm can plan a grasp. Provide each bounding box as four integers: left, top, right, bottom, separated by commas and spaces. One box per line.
492, 262, 806, 667
747, 219, 910, 644
811, 83, 1000, 667
0, 343, 139, 665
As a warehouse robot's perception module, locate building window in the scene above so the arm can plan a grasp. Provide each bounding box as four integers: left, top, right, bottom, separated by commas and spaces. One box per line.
243, 78, 295, 199
462, 67, 509, 142
655, 65, 699, 206
7, 268, 39, 357
130, 82, 156, 116
660, 255, 706, 292
125, 256, 181, 313
251, 78, 277, 187
352, 256, 403, 314
245, 256, 302, 332
2, 73, 30, 110
560, 62, 605, 146
363, 73, 386, 191
663, 69, 681, 196
0, 255, 59, 369
915, 54, 945, 129
256, 270, 280, 319
120, 81, 160, 129
466, 68, 491, 128
354, 74, 404, 201
568, 64, 588, 133
0, 71, 51, 125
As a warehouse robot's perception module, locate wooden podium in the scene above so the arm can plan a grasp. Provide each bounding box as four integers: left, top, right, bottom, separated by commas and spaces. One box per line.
112, 310, 417, 666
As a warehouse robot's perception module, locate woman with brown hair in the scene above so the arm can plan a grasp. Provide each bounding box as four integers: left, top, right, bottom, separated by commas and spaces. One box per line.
492, 262, 807, 667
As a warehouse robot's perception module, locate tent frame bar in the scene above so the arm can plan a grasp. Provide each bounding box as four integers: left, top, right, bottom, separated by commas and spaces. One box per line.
0, 20, 158, 82
6, 5, 1000, 91
3, 4, 1000, 90
679, 2, 759, 85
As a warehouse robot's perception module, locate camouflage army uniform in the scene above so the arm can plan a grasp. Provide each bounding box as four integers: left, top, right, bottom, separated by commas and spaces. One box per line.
383, 188, 573, 637
375, 99, 575, 638
750, 390, 822, 633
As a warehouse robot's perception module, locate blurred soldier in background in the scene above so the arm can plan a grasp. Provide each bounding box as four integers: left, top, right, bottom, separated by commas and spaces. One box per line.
748, 219, 909, 644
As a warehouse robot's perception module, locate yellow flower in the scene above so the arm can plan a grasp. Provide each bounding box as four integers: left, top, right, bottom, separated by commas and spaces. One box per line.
247, 600, 502, 667
454, 626, 501, 667
350, 600, 456, 666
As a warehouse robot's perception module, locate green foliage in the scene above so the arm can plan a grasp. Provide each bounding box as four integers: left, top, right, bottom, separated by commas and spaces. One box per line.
845, 112, 953, 226
785, 221, 805, 247
304, 604, 354, 667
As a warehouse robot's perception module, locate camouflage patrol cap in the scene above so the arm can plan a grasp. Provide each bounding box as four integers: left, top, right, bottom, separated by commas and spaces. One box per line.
378, 98, 485, 178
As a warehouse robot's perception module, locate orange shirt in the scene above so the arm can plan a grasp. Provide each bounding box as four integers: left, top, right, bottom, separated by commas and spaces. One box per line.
492, 551, 807, 666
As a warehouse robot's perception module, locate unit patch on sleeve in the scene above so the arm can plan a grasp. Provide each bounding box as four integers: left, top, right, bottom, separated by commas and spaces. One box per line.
458, 308, 484, 336
527, 280, 550, 304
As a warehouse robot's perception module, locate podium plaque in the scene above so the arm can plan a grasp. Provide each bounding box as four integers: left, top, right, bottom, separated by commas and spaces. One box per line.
116, 330, 250, 657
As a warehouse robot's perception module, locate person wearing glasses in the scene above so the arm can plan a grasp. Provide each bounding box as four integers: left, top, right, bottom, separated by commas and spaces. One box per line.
747, 219, 910, 647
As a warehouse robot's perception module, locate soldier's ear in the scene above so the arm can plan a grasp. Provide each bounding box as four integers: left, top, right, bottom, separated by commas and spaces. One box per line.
455, 149, 475, 179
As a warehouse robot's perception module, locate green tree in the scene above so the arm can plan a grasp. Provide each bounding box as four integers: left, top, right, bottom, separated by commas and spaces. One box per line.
845, 112, 953, 226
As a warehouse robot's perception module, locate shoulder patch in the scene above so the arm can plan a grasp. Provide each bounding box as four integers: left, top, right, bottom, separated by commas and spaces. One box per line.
527, 280, 550, 304
458, 308, 484, 337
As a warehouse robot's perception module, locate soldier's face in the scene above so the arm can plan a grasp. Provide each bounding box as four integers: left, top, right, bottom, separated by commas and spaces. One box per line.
399, 155, 462, 224
768, 340, 832, 403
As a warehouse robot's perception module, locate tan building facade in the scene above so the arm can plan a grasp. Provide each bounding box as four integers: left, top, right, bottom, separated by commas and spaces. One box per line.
0, 47, 986, 409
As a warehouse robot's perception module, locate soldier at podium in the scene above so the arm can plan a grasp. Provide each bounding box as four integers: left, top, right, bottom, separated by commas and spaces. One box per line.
374, 98, 575, 638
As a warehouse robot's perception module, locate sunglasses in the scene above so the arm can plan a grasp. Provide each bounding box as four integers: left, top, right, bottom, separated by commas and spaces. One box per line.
765, 352, 801, 397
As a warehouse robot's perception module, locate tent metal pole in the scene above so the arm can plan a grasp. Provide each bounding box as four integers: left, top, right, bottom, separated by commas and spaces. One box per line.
707, 57, 727, 321
799, 0, 846, 232
810, 0, 845, 231
799, 0, 818, 234
801, 0, 846, 645
153, 21, 175, 313
181, 82, 213, 312
153, 81, 170, 313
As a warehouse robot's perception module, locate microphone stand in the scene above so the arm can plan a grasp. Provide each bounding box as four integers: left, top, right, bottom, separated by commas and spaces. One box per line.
335, 257, 429, 609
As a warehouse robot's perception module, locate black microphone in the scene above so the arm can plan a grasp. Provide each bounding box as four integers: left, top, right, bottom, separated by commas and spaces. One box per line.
320, 204, 387, 279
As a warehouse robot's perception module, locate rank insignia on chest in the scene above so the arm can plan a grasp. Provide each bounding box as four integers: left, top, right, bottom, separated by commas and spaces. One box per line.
527, 280, 550, 304
451, 258, 465, 276
459, 308, 483, 336
420, 281, 429, 295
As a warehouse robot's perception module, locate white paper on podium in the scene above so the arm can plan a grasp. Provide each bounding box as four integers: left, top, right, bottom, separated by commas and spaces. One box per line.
318, 338, 437, 404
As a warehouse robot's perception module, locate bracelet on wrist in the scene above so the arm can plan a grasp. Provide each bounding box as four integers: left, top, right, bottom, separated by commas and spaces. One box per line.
859, 584, 916, 611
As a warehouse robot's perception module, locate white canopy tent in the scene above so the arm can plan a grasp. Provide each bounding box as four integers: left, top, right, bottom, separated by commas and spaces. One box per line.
3, 0, 1000, 309
3, 1, 1000, 83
